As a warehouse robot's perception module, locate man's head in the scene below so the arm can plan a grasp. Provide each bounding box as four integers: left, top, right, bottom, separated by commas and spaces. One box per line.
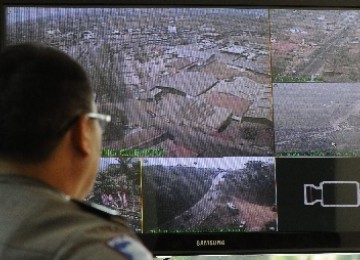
0, 43, 93, 162
0, 43, 105, 199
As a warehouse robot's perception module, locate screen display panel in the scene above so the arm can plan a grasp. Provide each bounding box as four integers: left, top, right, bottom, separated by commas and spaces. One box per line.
4, 3, 360, 254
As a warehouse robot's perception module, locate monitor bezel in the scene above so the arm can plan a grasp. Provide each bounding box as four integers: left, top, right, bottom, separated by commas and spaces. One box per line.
2, 0, 360, 256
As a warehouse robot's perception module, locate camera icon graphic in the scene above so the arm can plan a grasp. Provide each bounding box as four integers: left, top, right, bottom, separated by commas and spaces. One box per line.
304, 181, 360, 207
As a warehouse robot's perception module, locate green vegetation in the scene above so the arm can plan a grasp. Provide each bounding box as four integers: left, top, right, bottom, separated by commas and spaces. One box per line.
273, 75, 324, 83
277, 151, 358, 157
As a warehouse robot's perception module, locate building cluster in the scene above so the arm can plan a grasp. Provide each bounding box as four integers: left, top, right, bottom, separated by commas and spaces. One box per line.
39, 21, 273, 156
104, 25, 273, 156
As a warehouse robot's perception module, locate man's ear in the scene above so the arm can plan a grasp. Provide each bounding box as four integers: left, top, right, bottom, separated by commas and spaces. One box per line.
70, 115, 92, 156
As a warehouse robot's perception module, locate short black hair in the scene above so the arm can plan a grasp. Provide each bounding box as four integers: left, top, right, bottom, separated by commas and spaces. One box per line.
0, 43, 93, 163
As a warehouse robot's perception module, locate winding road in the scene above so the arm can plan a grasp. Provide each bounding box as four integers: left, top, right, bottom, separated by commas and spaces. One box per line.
159, 171, 229, 230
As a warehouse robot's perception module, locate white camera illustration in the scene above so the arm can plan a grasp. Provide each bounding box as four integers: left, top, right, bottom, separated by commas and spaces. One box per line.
304, 181, 360, 207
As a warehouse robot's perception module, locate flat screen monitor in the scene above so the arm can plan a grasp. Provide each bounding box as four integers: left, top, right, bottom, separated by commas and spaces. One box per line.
2, 0, 360, 255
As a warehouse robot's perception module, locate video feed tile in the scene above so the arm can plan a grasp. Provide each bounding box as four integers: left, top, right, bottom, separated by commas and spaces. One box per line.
86, 157, 142, 233
6, 7, 274, 157
274, 83, 360, 157
271, 9, 360, 83
142, 157, 277, 233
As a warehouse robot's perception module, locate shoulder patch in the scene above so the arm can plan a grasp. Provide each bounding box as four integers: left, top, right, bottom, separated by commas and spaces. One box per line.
107, 235, 153, 259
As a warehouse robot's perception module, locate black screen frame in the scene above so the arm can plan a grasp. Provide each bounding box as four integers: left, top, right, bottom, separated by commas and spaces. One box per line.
2, 0, 360, 256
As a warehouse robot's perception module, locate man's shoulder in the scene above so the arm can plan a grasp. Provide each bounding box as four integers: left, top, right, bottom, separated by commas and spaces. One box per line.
39, 194, 133, 235
70, 199, 128, 223
53, 200, 153, 259
68, 199, 135, 233
0, 177, 152, 259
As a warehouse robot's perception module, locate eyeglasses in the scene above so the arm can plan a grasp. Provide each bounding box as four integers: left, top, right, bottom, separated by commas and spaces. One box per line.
86, 112, 111, 131
57, 112, 111, 137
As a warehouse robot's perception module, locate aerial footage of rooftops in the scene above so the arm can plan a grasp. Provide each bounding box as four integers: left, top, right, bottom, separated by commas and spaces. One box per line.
6, 8, 274, 157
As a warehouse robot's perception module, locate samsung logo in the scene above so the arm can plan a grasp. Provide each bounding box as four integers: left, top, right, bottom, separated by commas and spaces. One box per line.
196, 240, 226, 246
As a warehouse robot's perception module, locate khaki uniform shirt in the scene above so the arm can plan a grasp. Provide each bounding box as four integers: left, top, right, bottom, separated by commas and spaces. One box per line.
0, 174, 153, 260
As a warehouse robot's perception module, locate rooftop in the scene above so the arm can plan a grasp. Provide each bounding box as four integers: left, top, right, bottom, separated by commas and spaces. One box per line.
153, 71, 218, 97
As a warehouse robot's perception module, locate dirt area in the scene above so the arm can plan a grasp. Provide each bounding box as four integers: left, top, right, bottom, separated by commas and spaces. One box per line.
199, 197, 277, 232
